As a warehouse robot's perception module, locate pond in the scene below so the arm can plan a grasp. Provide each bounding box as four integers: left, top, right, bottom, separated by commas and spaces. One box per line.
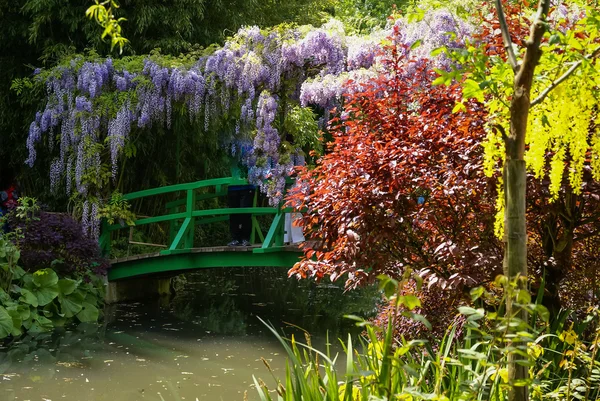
0, 267, 380, 401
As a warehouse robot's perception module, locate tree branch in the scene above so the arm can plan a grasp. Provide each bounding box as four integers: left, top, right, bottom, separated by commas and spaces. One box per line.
531, 46, 600, 106
495, 0, 519, 70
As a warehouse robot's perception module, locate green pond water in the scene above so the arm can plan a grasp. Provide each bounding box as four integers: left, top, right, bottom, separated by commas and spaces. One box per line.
0, 267, 380, 401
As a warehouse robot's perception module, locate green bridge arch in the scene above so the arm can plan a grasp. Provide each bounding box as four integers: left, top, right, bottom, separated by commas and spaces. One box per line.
99, 177, 303, 281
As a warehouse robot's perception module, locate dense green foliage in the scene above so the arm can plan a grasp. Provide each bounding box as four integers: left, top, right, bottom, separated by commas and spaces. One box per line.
256, 275, 600, 400
0, 200, 105, 340
0, 0, 340, 195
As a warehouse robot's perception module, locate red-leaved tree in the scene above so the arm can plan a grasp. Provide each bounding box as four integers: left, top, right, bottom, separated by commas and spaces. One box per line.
287, 26, 502, 334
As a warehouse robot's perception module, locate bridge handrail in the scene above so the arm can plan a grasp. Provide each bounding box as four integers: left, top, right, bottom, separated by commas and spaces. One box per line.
122, 177, 249, 201
100, 176, 294, 257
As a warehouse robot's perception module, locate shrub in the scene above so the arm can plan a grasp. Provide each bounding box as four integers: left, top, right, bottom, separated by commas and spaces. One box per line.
9, 211, 109, 278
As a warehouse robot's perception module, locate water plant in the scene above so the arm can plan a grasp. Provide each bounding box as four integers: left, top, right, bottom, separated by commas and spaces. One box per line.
254, 274, 600, 400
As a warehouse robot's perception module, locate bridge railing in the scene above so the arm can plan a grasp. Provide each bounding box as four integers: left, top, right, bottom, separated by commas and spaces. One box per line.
99, 177, 290, 258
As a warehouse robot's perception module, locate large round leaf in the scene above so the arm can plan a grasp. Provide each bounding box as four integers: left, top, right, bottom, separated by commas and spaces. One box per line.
29, 269, 59, 306
19, 288, 38, 307
31, 285, 59, 306
6, 309, 22, 337
32, 269, 59, 288
76, 302, 99, 323
58, 292, 84, 318
58, 279, 78, 296
28, 314, 53, 334
0, 306, 14, 339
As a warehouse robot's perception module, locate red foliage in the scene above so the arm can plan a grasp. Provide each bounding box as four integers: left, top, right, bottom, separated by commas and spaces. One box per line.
287, 30, 502, 296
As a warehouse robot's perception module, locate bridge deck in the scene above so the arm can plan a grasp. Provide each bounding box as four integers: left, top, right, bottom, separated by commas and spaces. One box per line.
101, 177, 306, 282
108, 245, 303, 281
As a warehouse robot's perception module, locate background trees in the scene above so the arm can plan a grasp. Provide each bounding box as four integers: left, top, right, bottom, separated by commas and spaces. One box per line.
0, 0, 337, 193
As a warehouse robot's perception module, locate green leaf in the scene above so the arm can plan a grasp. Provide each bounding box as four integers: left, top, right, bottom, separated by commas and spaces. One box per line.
30, 269, 59, 306
452, 101, 466, 113
6, 309, 22, 337
470, 286, 485, 302
29, 315, 53, 334
15, 304, 31, 321
534, 304, 550, 322
377, 275, 398, 299
402, 311, 432, 330
410, 39, 422, 50
58, 279, 78, 296
549, 34, 561, 45
458, 306, 485, 320
76, 302, 99, 323
399, 295, 421, 310
0, 306, 14, 338
0, 288, 10, 304
12, 265, 26, 280
430, 47, 445, 57
32, 285, 59, 306
462, 79, 485, 102
516, 289, 531, 305
32, 269, 59, 288
19, 288, 38, 307
431, 75, 446, 87
59, 292, 85, 318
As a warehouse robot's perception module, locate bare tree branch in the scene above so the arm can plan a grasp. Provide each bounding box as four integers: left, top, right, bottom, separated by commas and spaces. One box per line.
495, 0, 519, 70
531, 46, 600, 106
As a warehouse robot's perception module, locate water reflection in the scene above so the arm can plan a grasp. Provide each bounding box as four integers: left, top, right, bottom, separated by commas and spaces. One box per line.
1, 267, 380, 401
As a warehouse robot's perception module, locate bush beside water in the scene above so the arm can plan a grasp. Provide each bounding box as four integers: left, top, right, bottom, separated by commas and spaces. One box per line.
0, 199, 106, 340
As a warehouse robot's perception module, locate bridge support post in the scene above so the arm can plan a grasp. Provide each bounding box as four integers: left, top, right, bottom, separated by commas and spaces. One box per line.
105, 277, 173, 304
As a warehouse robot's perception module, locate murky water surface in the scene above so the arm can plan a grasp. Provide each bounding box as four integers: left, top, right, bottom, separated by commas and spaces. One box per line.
1, 267, 379, 401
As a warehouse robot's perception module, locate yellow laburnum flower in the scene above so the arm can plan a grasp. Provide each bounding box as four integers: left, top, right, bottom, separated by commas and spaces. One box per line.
558, 329, 578, 345
528, 343, 544, 359
491, 368, 509, 384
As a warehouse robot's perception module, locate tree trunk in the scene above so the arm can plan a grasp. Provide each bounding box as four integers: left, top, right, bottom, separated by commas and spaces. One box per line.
504, 159, 528, 401
499, 2, 551, 400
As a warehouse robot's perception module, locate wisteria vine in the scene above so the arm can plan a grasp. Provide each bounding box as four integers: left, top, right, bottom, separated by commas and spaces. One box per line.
25, 11, 472, 237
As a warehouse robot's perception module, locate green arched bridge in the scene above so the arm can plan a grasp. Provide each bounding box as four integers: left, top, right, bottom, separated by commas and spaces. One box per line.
99, 177, 303, 282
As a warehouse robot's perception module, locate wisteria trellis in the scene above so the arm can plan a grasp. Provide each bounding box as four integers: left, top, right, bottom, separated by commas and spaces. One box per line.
26, 11, 472, 237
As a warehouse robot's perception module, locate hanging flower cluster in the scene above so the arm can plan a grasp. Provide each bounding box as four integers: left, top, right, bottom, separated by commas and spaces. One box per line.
299, 9, 473, 113
26, 12, 473, 236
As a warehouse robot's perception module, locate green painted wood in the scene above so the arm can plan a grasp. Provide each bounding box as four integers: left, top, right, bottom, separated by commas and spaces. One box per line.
191, 207, 277, 217
99, 220, 111, 255
185, 189, 196, 249
250, 189, 259, 244
108, 249, 302, 281
103, 176, 305, 282
262, 212, 283, 249
252, 246, 288, 254
169, 217, 191, 251
107, 212, 187, 230
275, 211, 285, 247
123, 177, 247, 201
251, 216, 265, 243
